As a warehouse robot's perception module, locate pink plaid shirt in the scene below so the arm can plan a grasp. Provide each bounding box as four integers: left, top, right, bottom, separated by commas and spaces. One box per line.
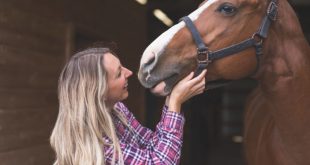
104, 102, 185, 165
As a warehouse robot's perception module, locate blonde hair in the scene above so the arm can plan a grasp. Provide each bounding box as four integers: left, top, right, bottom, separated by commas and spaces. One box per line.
50, 47, 126, 165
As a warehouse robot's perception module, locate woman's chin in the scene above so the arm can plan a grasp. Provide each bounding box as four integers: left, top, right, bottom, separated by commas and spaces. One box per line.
121, 90, 129, 100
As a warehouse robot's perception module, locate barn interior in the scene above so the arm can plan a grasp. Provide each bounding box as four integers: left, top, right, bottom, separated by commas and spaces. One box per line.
0, 0, 309, 164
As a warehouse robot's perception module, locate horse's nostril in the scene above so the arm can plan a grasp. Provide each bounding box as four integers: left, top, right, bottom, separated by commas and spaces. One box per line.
145, 56, 156, 67
142, 52, 159, 75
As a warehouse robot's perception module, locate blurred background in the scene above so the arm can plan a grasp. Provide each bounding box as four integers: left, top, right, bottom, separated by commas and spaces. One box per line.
0, 0, 309, 164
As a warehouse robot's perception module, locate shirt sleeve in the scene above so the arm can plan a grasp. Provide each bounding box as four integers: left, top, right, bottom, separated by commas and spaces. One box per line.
105, 102, 185, 165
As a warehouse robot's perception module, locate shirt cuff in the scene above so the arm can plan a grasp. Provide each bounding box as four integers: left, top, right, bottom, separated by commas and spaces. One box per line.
161, 106, 185, 133
160, 105, 168, 121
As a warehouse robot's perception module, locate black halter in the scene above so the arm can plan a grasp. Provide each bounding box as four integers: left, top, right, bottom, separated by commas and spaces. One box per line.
180, 0, 278, 78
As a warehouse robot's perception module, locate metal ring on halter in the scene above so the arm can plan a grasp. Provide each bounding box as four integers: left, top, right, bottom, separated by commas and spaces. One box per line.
252, 33, 263, 45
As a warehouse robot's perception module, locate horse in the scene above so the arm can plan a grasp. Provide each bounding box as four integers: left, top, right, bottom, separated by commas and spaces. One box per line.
138, 0, 310, 164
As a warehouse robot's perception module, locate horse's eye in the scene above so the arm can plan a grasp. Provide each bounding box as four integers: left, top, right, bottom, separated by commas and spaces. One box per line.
217, 4, 237, 16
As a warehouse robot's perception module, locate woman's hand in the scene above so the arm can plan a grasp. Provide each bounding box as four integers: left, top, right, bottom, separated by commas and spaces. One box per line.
167, 69, 207, 113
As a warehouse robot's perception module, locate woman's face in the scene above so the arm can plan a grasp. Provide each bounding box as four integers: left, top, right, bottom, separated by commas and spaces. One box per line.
104, 53, 133, 105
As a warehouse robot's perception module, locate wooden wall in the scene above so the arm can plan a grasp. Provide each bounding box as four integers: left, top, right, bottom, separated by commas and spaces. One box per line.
0, 0, 147, 164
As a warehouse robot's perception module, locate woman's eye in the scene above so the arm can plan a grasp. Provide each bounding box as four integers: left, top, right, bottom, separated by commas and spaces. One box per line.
117, 71, 122, 78
217, 4, 237, 16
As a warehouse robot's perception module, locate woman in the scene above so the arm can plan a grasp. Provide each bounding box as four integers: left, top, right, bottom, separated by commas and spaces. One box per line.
50, 47, 206, 165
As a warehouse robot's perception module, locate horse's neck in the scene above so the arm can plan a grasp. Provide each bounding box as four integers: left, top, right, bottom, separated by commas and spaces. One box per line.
248, 1, 310, 155
257, 0, 310, 94
245, 1, 310, 163
249, 1, 310, 131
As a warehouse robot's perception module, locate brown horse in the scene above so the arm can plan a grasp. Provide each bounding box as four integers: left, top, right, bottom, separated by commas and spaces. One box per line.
138, 0, 310, 164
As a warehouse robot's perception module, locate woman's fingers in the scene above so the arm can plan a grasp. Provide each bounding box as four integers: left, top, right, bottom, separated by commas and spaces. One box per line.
188, 69, 207, 86
180, 71, 194, 83
191, 84, 206, 96
191, 70, 206, 95
168, 69, 208, 112
188, 70, 207, 91
196, 69, 207, 82
169, 69, 207, 105
192, 80, 206, 92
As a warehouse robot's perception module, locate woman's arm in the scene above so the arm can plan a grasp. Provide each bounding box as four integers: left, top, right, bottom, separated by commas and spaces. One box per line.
107, 70, 207, 164
105, 107, 185, 164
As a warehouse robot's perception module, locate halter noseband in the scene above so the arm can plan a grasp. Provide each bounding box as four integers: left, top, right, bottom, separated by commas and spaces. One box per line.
180, 0, 278, 77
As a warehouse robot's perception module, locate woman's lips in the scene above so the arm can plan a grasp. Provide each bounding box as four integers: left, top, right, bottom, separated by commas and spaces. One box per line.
124, 82, 128, 89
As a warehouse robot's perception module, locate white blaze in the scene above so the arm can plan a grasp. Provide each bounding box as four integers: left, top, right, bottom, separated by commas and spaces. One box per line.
140, 0, 219, 67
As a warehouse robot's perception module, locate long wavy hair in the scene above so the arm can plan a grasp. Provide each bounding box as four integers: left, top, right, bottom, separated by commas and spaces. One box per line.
50, 47, 127, 165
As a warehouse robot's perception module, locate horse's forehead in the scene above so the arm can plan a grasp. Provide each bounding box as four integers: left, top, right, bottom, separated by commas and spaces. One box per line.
140, 0, 219, 67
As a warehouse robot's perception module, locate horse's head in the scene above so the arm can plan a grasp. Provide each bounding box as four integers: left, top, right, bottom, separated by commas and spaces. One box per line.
138, 0, 274, 96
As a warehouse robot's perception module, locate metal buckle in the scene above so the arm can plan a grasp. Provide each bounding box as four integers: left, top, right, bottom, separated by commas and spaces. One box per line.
197, 48, 211, 65
267, 1, 278, 21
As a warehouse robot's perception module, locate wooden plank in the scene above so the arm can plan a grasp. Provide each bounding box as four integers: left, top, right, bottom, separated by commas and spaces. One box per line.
0, 126, 54, 153
0, 44, 61, 89
0, 43, 63, 64
0, 74, 59, 91
0, 72, 58, 89
0, 144, 54, 165
0, 2, 66, 42
0, 108, 57, 132
0, 44, 63, 73
0, 28, 65, 55
0, 108, 57, 152
0, 89, 58, 109
0, 2, 68, 164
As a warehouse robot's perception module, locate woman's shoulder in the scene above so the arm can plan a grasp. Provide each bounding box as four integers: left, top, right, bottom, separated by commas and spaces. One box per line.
115, 102, 126, 109
114, 102, 131, 116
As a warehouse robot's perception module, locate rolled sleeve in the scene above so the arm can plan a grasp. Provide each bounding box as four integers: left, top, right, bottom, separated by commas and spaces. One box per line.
105, 102, 186, 165
161, 108, 185, 135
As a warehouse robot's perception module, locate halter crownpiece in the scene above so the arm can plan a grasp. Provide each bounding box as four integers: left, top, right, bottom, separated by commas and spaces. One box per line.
180, 0, 278, 78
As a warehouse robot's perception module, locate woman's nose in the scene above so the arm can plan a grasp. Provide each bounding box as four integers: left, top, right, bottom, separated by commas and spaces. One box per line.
124, 67, 133, 77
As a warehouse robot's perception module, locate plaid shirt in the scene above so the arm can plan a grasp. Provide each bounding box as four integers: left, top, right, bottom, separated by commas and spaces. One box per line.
104, 102, 185, 165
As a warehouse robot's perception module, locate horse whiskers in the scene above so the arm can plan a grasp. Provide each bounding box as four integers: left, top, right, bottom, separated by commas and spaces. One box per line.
145, 69, 151, 82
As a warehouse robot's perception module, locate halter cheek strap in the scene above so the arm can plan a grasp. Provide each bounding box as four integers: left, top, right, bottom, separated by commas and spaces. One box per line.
180, 0, 278, 78
180, 16, 210, 77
